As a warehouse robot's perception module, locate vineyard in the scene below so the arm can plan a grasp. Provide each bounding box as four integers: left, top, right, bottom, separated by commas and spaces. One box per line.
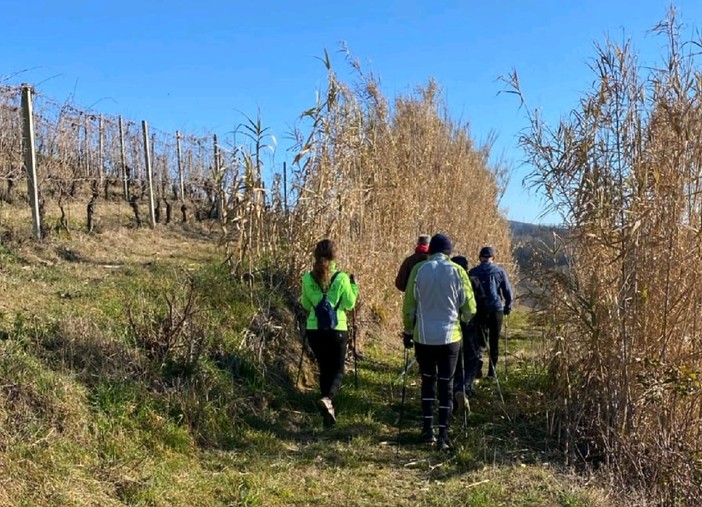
1, 82, 284, 276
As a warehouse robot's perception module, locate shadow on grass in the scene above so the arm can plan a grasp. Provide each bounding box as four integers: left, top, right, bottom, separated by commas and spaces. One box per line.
229, 347, 564, 481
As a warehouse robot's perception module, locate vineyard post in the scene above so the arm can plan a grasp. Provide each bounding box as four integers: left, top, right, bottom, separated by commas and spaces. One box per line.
98, 115, 104, 188
186, 147, 193, 200
142, 120, 156, 228
156, 136, 165, 202
20, 84, 42, 240
197, 138, 204, 185
176, 130, 184, 202
213, 134, 223, 222
151, 133, 161, 213
84, 114, 91, 178
118, 115, 129, 200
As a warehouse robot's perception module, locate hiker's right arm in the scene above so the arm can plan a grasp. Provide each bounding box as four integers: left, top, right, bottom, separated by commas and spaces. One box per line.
459, 268, 476, 323
339, 273, 358, 311
500, 267, 513, 314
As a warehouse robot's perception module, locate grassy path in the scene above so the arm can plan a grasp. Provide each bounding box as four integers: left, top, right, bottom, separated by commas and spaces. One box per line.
222, 330, 608, 507
0, 224, 616, 505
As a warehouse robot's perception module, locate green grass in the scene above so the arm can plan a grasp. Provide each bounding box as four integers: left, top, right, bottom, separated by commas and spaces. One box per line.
0, 222, 624, 506
178, 339, 606, 507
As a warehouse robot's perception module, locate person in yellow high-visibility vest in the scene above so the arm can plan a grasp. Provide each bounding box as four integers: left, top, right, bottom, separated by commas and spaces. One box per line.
301, 239, 358, 426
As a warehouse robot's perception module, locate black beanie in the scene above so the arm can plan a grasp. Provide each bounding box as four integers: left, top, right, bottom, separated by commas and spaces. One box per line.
429, 233, 452, 255
451, 255, 468, 271
479, 246, 495, 258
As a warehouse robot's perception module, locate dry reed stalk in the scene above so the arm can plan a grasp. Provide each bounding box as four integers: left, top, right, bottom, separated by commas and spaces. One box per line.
512, 8, 702, 503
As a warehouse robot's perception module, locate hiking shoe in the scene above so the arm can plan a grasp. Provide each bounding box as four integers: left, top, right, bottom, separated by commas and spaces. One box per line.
435, 434, 452, 452
319, 397, 336, 427
419, 428, 436, 444
453, 390, 467, 417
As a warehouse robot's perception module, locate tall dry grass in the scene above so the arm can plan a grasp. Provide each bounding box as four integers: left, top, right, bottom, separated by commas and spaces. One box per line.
512, 9, 702, 504
281, 51, 512, 332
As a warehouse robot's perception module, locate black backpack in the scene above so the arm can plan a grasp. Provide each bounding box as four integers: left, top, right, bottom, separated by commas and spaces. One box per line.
451, 256, 487, 312
469, 274, 488, 312
313, 271, 342, 330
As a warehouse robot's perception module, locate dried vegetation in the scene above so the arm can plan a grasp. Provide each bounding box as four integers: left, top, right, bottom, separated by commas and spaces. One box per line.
283, 53, 512, 334
512, 9, 702, 504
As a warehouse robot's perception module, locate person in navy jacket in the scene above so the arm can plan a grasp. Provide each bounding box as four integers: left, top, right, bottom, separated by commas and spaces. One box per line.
468, 246, 513, 378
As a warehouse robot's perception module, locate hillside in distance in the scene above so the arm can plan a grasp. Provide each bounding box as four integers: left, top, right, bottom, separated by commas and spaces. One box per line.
509, 220, 569, 272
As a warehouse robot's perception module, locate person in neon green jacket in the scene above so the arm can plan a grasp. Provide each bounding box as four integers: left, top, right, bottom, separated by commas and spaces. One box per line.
301, 239, 359, 426
402, 233, 476, 450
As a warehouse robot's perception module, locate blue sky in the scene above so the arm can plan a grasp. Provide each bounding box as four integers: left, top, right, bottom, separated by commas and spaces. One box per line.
3, 1, 702, 224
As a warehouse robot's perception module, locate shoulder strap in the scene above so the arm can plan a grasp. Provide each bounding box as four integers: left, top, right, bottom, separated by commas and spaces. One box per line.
311, 271, 341, 294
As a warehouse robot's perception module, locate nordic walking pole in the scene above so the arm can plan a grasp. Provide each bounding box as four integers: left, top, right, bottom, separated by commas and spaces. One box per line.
349, 274, 359, 388
463, 396, 469, 438
296, 336, 305, 387
295, 311, 306, 388
487, 352, 512, 423
503, 314, 508, 378
393, 358, 416, 384
397, 348, 410, 455
351, 307, 359, 388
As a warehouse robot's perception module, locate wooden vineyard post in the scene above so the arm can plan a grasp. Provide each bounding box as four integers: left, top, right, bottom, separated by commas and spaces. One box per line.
142, 120, 156, 228
20, 84, 41, 240
213, 134, 223, 222
118, 115, 129, 201
176, 130, 184, 202
98, 115, 104, 188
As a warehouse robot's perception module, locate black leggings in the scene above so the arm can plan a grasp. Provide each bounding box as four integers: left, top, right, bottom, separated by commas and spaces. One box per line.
453, 321, 482, 393
307, 330, 348, 399
414, 341, 460, 434
476, 311, 503, 376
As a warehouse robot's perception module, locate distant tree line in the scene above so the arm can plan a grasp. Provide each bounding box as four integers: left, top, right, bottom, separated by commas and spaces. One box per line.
509, 221, 568, 273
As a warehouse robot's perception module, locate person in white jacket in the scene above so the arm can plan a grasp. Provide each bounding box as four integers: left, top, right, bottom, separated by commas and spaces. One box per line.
402, 233, 476, 450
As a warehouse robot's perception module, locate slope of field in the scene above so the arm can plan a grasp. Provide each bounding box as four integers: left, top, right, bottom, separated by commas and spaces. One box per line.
0, 205, 633, 506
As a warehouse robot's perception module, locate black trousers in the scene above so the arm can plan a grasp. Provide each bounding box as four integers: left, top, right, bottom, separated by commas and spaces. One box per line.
453, 321, 482, 393
307, 330, 348, 399
414, 341, 460, 434
475, 310, 504, 376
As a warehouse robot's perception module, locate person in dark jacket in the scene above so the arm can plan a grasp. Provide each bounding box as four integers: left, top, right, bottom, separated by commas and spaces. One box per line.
450, 255, 482, 411
395, 234, 431, 292
301, 239, 359, 426
469, 246, 513, 378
